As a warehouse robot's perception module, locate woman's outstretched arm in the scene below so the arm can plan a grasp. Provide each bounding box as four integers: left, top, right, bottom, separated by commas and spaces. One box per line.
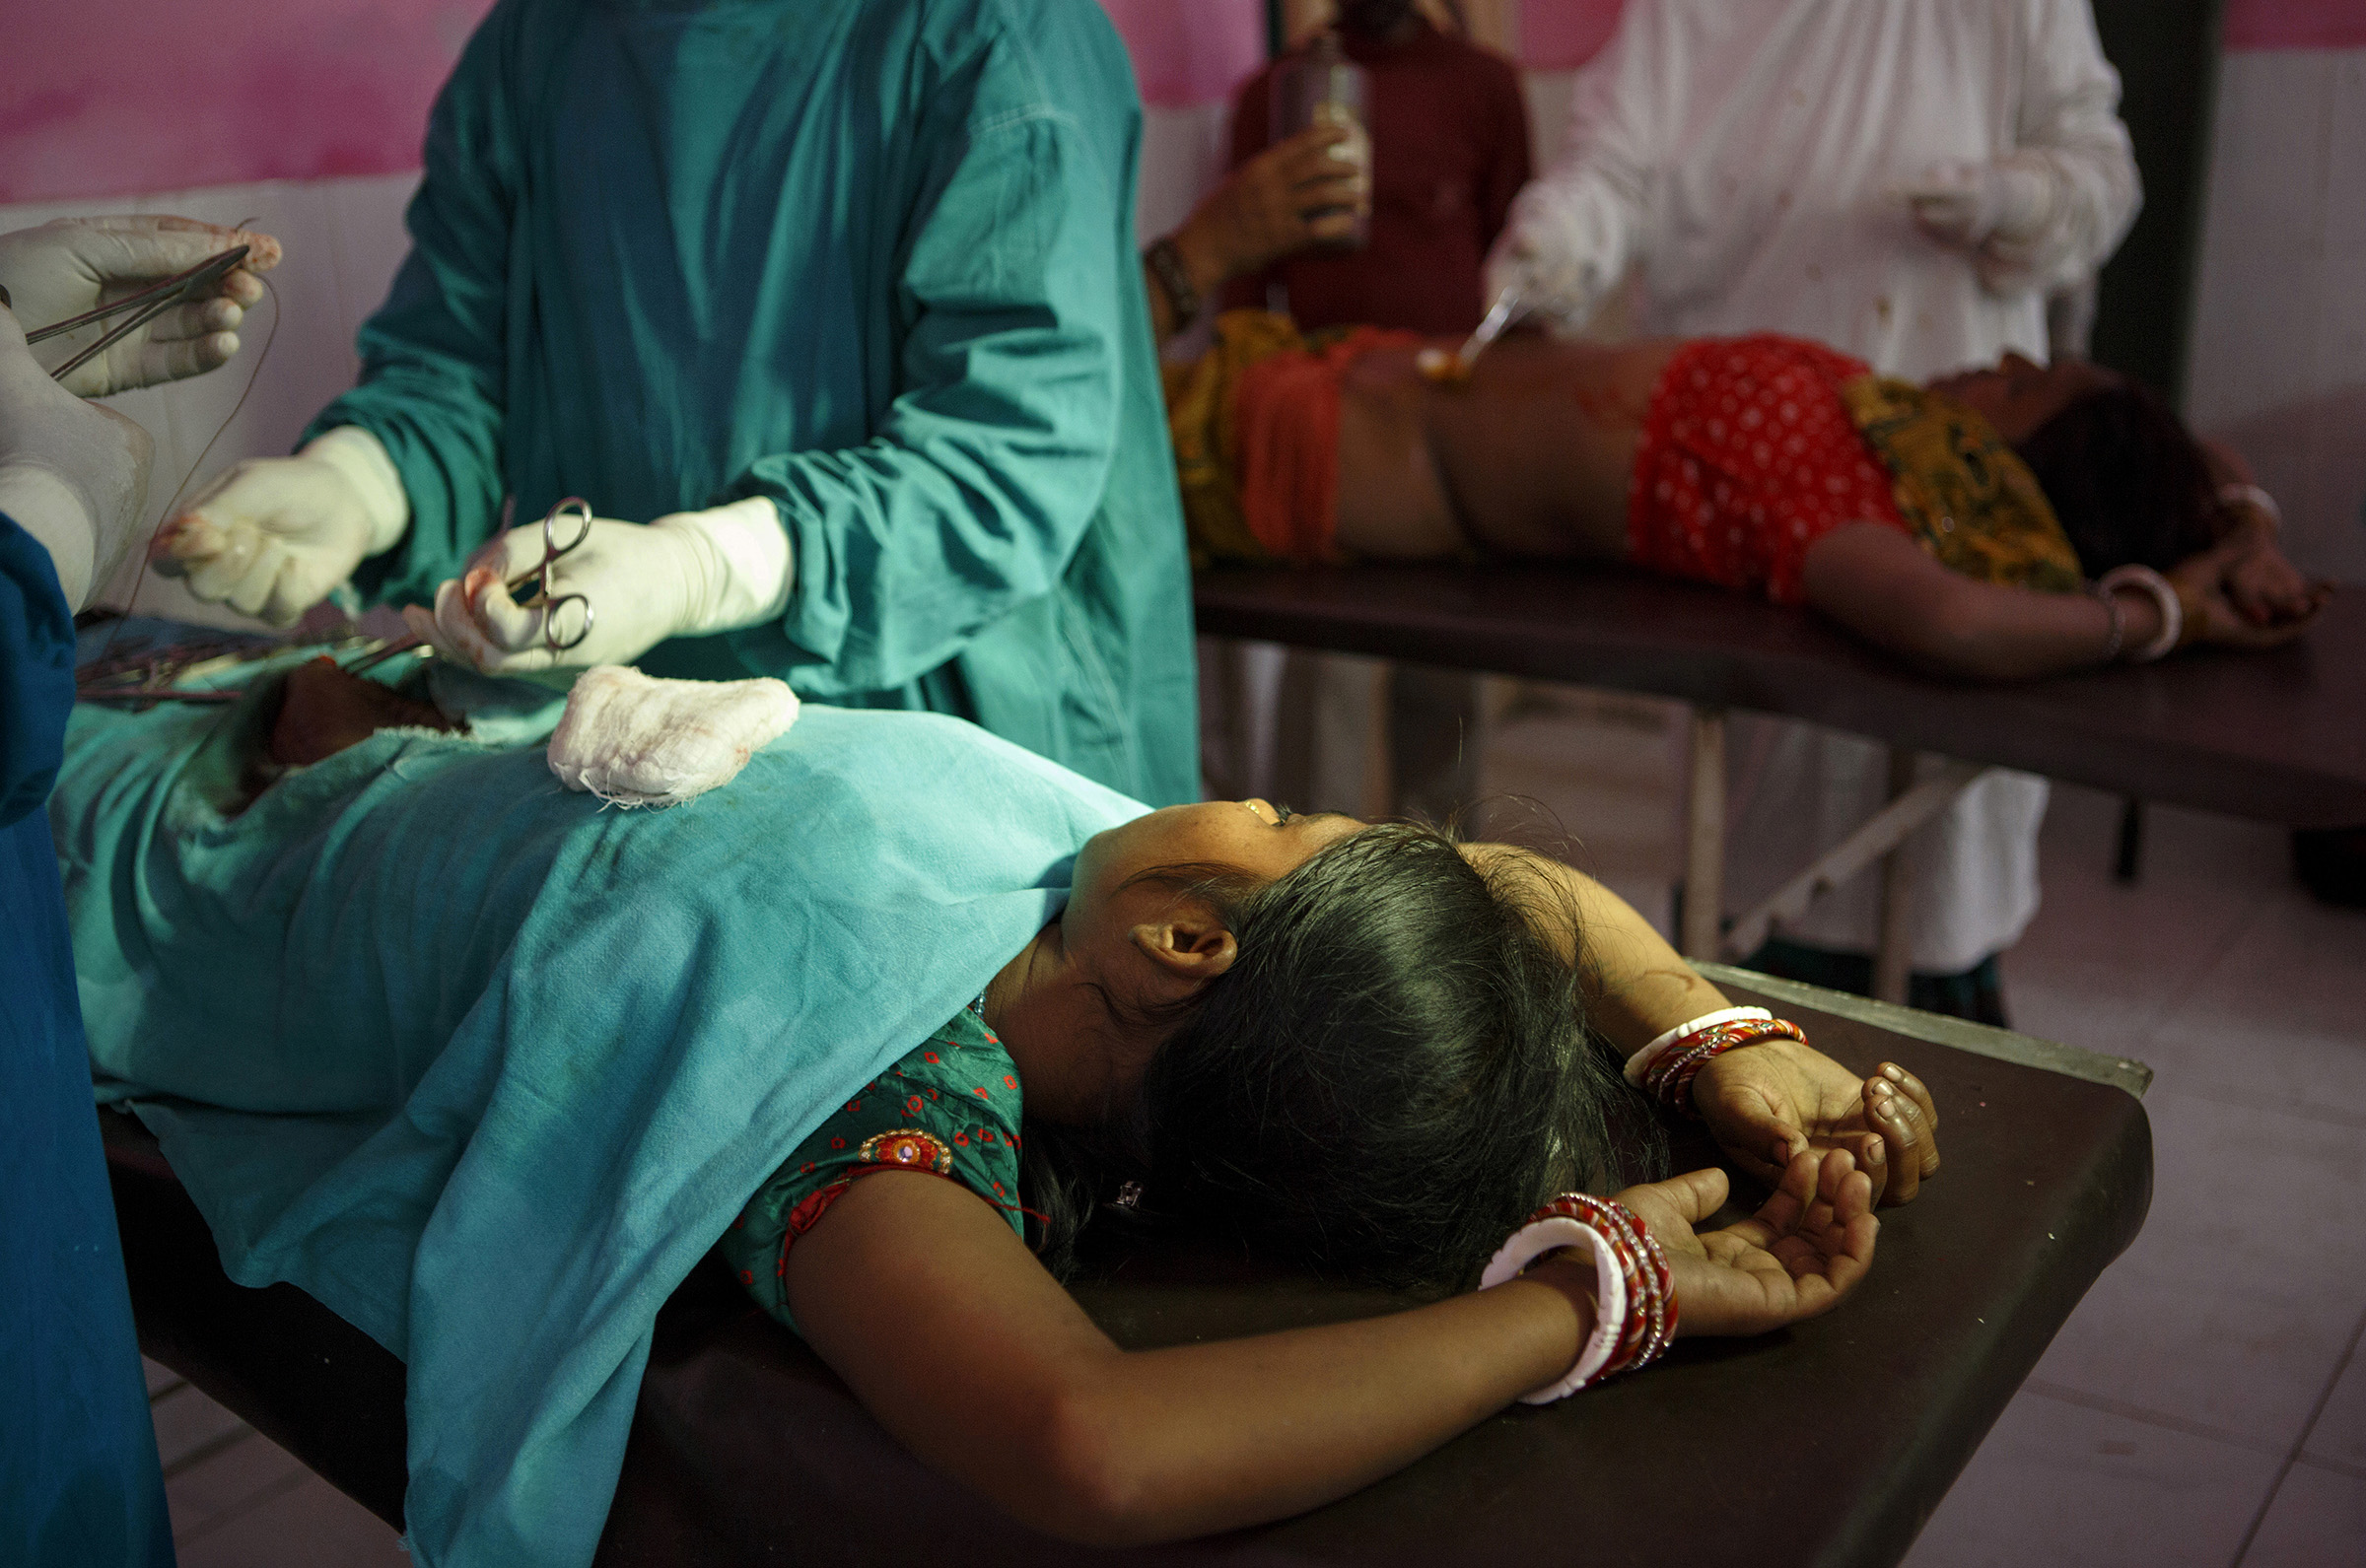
1466, 845, 1941, 1202
786, 1155, 1872, 1546
1799, 521, 2323, 682
1803, 522, 2146, 679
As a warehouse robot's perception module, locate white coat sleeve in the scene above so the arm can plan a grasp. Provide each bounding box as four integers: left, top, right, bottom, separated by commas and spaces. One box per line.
1986, 0, 2142, 293
1486, 0, 1668, 327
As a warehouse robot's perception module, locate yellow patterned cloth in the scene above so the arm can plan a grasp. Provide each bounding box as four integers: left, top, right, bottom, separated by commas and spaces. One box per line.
1841, 376, 2086, 593
1162, 310, 1308, 568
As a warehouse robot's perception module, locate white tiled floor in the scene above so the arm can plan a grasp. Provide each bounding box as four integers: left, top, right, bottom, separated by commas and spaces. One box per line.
139, 778, 2366, 1566
142, 1361, 405, 1565
1902, 784, 2366, 1568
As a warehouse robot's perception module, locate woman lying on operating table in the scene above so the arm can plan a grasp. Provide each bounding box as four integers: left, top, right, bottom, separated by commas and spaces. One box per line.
1148, 138, 2323, 679
57, 659, 1933, 1561
1161, 307, 2329, 679
1147, 138, 2326, 680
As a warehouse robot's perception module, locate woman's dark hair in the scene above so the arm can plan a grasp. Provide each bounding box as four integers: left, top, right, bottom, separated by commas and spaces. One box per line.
1019, 822, 1654, 1293
2012, 378, 2230, 576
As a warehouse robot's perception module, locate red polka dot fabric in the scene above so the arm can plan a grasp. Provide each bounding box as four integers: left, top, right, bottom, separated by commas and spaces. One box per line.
1628, 334, 1910, 606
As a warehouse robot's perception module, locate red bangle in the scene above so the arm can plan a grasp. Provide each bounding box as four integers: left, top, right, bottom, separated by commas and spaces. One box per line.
1642, 1017, 1809, 1114
1485, 1193, 1677, 1398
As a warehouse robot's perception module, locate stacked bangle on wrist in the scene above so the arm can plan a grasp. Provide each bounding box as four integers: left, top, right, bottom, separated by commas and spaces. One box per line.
1480, 1193, 1677, 1402
2217, 482, 2280, 529
1144, 236, 1202, 332
1623, 1006, 1808, 1114
2097, 564, 2182, 662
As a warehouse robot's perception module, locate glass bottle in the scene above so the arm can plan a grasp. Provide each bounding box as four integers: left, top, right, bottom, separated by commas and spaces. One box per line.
1269, 31, 1372, 250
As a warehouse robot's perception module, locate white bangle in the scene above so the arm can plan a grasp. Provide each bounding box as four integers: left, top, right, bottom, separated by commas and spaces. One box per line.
2098, 564, 2182, 662
1623, 1006, 1771, 1087
1479, 1216, 1627, 1403
2217, 483, 2280, 528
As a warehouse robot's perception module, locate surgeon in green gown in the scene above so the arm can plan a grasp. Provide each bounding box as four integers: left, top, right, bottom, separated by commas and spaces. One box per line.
155, 0, 1198, 806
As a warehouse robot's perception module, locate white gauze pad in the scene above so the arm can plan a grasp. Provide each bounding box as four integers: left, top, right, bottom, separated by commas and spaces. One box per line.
546, 665, 799, 807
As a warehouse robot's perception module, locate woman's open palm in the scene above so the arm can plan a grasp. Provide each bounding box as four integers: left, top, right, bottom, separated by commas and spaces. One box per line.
1694, 1040, 1941, 1203
1613, 1151, 1877, 1338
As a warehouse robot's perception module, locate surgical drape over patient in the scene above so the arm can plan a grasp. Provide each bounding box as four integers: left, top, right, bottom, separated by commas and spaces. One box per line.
308, 0, 1198, 806
51, 691, 1145, 1568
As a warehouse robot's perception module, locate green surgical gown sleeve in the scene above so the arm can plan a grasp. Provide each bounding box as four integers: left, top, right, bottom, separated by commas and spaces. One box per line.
729, 80, 1130, 697
309, 0, 1199, 807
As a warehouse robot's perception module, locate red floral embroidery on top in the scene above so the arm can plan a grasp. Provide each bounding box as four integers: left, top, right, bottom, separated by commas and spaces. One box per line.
786, 1182, 847, 1236
776, 1177, 857, 1275
728, 1003, 1031, 1319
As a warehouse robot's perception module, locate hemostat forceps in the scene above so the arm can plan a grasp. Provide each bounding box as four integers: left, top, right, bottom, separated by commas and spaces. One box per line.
509, 496, 597, 653
341, 496, 599, 675
12, 244, 251, 384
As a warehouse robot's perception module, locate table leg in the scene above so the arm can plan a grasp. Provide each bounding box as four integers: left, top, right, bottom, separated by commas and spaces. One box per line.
1683, 707, 1726, 962
1872, 748, 1920, 1004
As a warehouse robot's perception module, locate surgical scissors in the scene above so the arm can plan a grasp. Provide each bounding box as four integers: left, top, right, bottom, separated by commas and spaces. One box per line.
505, 496, 597, 653
11, 244, 251, 384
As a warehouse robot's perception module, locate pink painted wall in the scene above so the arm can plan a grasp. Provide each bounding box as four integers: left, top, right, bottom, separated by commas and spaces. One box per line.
1515, 0, 2366, 71
0, 0, 1260, 206
1096, 0, 1267, 110
1518, 0, 1628, 71
2224, 0, 2366, 50
6, 0, 2361, 206
0, 0, 495, 205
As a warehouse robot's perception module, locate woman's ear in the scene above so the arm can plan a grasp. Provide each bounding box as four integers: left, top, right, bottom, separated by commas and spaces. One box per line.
1127, 899, 1238, 996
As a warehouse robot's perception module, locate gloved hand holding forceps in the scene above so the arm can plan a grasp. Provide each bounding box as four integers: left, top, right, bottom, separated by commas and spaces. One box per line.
157, 420, 791, 659
400, 492, 794, 675
0, 216, 282, 609
0, 216, 281, 397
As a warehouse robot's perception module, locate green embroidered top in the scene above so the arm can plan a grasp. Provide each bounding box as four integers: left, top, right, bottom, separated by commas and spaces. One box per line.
720, 1000, 1025, 1334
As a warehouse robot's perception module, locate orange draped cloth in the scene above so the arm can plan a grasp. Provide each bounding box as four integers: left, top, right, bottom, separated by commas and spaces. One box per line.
1163, 310, 1422, 568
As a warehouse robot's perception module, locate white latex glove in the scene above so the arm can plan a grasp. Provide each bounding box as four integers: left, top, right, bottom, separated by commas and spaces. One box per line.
1903, 157, 2056, 251
404, 496, 792, 676
152, 427, 408, 626
0, 303, 151, 608
0, 216, 283, 398
1483, 212, 1616, 332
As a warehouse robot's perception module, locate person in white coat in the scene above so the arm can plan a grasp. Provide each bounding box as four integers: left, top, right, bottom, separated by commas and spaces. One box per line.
1486, 0, 2142, 1020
